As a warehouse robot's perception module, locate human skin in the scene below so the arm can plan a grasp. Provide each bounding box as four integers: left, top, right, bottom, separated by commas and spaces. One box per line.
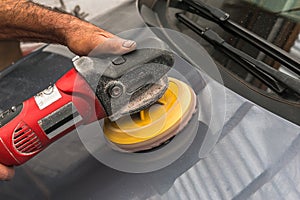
0, 164, 14, 181
0, 0, 136, 180
0, 0, 136, 55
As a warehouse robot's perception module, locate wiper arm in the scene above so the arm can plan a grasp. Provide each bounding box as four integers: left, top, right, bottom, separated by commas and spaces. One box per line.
176, 13, 300, 97
170, 0, 300, 76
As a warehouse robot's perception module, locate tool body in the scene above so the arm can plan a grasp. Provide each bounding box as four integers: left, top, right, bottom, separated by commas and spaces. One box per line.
0, 43, 174, 166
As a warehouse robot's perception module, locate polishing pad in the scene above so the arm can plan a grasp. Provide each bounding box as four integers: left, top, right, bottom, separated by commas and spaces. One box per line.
103, 77, 197, 152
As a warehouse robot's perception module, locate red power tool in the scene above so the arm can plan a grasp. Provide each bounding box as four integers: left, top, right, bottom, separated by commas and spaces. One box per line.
0, 40, 174, 166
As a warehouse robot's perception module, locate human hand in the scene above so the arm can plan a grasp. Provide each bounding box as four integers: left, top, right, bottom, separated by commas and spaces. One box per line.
0, 0, 136, 57
0, 163, 14, 181
63, 18, 136, 56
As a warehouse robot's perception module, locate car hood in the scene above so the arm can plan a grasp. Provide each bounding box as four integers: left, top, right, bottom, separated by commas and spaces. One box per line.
0, 1, 300, 200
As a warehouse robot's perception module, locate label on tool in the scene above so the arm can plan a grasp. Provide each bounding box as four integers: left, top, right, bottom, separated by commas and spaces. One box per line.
34, 85, 62, 110
38, 102, 82, 139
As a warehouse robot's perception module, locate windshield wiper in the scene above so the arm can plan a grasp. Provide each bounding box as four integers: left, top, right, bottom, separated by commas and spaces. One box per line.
170, 0, 300, 76
176, 13, 300, 97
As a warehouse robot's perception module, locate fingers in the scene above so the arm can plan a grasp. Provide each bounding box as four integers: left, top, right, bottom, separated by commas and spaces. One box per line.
0, 164, 14, 181
64, 18, 136, 56
89, 36, 136, 57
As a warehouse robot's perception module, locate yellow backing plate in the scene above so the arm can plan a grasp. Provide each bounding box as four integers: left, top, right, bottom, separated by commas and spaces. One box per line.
103, 78, 195, 145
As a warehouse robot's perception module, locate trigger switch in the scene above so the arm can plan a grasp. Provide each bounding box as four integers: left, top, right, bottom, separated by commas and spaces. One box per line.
112, 56, 126, 65
0, 104, 23, 128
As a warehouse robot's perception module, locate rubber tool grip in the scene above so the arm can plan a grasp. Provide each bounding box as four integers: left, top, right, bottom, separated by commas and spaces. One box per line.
0, 68, 106, 166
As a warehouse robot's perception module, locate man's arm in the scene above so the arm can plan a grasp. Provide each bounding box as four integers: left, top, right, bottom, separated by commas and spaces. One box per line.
0, 0, 136, 55
0, 0, 136, 181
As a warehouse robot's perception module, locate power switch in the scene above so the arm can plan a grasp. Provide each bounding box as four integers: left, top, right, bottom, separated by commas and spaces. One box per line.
0, 104, 23, 128
112, 56, 126, 65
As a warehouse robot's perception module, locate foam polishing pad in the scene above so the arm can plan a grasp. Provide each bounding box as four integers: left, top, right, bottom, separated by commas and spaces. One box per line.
103, 77, 197, 152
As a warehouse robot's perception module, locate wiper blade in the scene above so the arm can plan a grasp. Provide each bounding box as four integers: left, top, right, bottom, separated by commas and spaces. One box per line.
171, 0, 300, 76
176, 13, 300, 97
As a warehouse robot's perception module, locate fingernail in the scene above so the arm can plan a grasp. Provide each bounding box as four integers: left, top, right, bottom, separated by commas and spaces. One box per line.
122, 40, 136, 48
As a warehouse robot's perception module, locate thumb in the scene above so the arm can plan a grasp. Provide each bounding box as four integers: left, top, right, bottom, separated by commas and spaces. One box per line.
89, 36, 136, 57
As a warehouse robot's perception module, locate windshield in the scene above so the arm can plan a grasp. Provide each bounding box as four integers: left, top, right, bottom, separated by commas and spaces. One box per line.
245, 0, 300, 21
169, 0, 300, 92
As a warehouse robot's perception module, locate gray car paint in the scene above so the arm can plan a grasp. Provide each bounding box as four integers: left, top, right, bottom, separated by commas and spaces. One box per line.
0, 1, 300, 200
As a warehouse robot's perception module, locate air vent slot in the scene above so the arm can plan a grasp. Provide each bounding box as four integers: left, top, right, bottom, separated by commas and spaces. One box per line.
13, 122, 42, 154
